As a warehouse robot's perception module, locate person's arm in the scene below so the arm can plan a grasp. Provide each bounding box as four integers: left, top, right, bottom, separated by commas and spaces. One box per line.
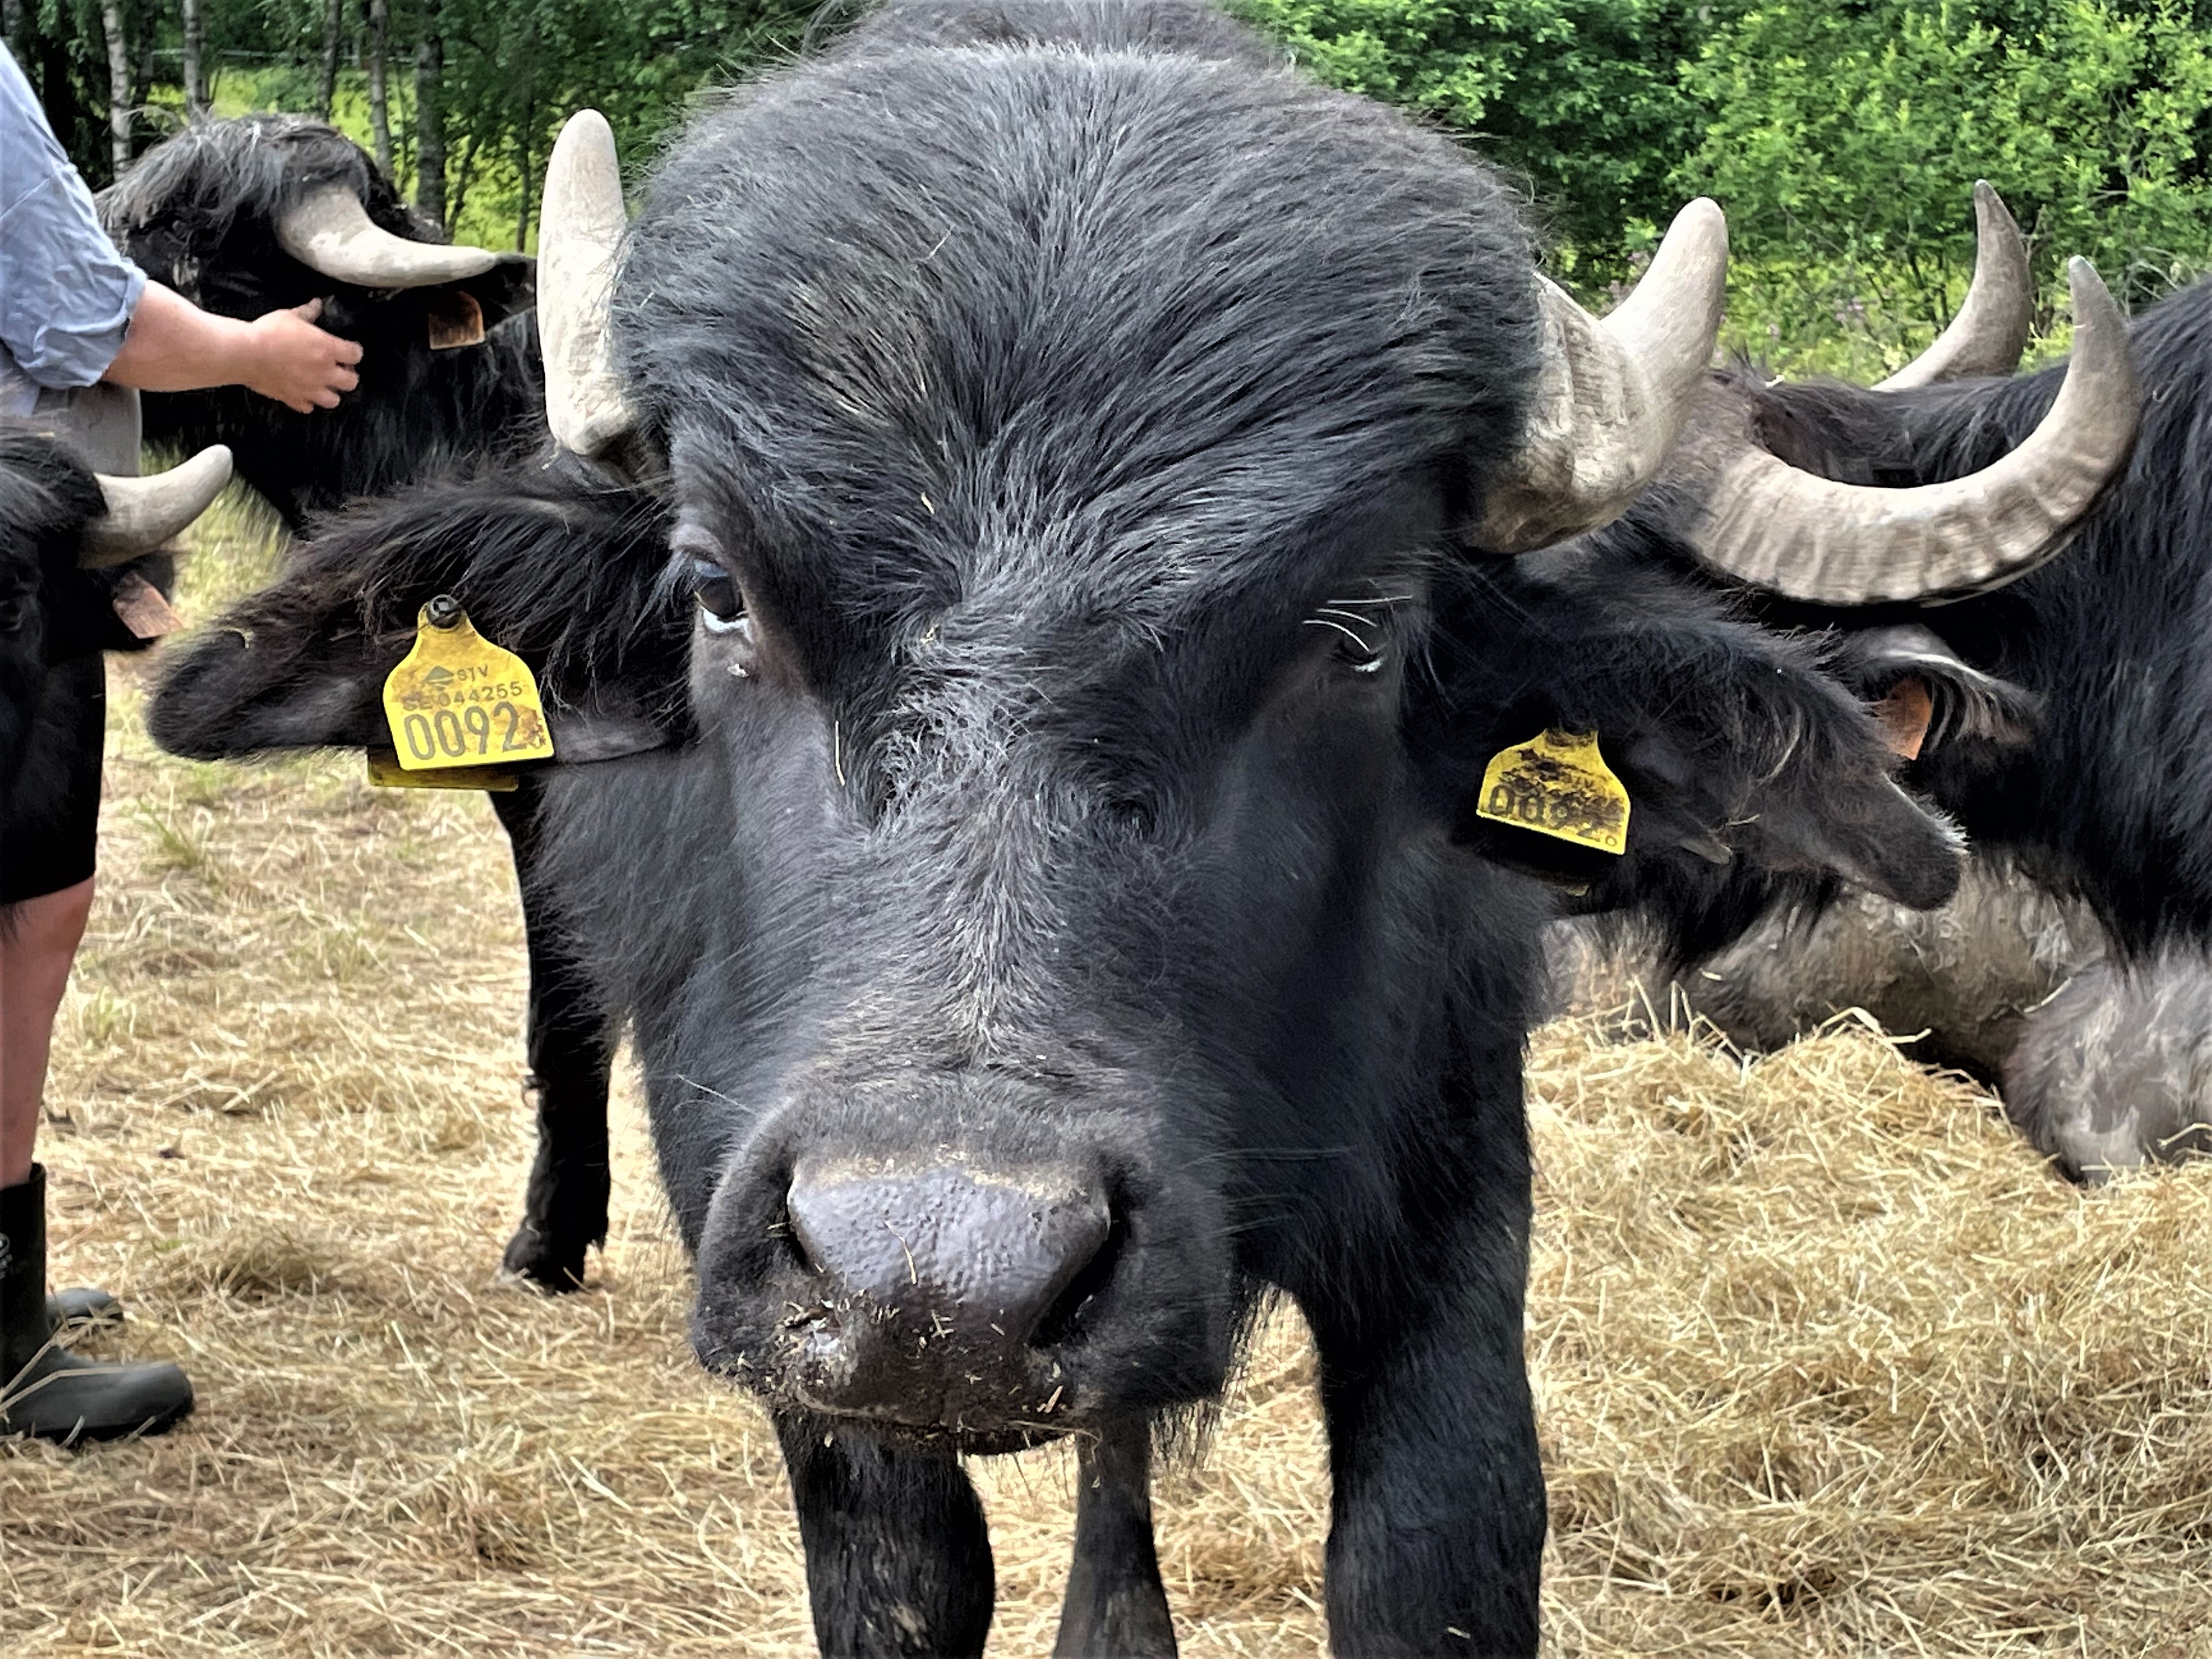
103, 284, 363, 413
3, 46, 362, 417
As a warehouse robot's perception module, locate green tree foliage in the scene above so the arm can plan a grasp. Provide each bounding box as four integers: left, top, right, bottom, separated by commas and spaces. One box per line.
1682, 1, 2212, 370
1231, 1, 1708, 272
1238, 0, 2212, 369
7, 0, 819, 234
12, 0, 2212, 364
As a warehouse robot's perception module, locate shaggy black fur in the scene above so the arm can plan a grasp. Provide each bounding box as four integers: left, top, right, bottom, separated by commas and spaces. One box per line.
0, 427, 168, 814
104, 115, 619, 1289
99, 115, 541, 532
149, 460, 682, 761
149, 3, 1967, 1651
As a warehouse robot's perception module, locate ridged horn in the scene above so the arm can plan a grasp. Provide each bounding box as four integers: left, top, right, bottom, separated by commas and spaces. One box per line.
1683, 258, 2136, 605
275, 184, 499, 288
540, 110, 642, 462
82, 445, 234, 567
1474, 199, 1730, 554
1875, 182, 2033, 390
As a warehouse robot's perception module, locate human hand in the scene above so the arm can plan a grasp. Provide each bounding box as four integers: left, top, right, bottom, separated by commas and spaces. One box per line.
242, 300, 364, 413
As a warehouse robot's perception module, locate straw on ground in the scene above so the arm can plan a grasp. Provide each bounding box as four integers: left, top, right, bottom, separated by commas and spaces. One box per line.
5, 496, 2209, 1656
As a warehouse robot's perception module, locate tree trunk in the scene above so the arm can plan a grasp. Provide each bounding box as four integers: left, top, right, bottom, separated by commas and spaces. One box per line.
445, 129, 478, 236
512, 119, 532, 250
100, 0, 130, 176
317, 0, 344, 120
413, 1, 444, 225
180, 0, 206, 115
365, 0, 391, 174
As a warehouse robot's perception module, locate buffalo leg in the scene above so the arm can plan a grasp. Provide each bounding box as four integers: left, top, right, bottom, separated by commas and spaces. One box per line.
1056, 1415, 1176, 1656
489, 777, 612, 1291
1302, 1259, 1544, 1655
777, 1413, 996, 1657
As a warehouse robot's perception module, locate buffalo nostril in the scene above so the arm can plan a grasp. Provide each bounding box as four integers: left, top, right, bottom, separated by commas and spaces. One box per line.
784, 1161, 1110, 1352
1030, 1202, 1126, 1350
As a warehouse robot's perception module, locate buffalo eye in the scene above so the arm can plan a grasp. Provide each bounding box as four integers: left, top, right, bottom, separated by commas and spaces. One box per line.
1304, 604, 1390, 676
689, 557, 749, 635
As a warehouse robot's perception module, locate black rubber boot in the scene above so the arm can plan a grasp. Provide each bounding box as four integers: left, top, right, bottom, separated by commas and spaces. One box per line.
47, 1286, 123, 1329
2, 1166, 192, 1444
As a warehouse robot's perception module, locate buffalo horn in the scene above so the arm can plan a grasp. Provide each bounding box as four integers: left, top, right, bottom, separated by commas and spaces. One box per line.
82, 445, 234, 567
1875, 182, 2033, 390
539, 110, 641, 462
1474, 199, 1730, 554
1683, 258, 2136, 605
275, 184, 500, 289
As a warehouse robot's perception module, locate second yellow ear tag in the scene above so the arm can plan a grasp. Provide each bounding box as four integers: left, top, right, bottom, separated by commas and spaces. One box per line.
381, 596, 555, 771
1476, 729, 1630, 855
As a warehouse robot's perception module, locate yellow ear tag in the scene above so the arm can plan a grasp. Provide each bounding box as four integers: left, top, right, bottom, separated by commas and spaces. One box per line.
1476, 729, 1630, 855
380, 596, 555, 772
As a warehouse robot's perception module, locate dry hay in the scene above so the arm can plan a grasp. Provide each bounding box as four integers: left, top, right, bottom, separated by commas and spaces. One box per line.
5, 496, 2211, 1656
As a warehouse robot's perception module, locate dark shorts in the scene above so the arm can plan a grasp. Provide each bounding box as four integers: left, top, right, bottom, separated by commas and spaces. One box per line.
2, 652, 104, 904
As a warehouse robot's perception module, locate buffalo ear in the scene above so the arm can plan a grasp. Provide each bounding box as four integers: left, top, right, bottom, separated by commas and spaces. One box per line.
458, 254, 535, 331
148, 466, 687, 767
1828, 623, 2040, 760
422, 257, 534, 351
1437, 560, 1966, 914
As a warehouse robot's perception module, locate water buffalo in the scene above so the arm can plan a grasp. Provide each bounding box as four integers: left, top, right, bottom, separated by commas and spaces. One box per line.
3, 422, 232, 795
1545, 184, 2212, 1185
101, 119, 620, 1291
146, 2, 2140, 1649
99, 117, 540, 532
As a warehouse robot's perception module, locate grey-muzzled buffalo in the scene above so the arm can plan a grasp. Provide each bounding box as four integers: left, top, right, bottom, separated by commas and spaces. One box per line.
101, 117, 626, 1292
139, 2, 2147, 1650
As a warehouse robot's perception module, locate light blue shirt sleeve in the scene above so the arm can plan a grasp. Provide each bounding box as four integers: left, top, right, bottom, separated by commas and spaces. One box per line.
0, 44, 147, 413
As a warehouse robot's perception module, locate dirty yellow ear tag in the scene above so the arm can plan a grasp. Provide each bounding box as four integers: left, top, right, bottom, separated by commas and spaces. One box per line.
380, 596, 554, 772
1476, 729, 1630, 855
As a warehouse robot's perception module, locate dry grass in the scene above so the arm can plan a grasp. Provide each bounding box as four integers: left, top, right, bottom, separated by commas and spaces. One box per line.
6, 496, 2212, 1655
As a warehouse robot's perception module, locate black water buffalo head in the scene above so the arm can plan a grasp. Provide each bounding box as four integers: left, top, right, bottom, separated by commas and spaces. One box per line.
156, 0, 1978, 1437
99, 116, 541, 529
3, 425, 230, 801
145, 5, 2051, 1648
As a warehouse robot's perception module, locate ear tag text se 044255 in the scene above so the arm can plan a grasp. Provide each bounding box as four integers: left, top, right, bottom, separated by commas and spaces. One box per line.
1475, 729, 1631, 855
377, 595, 554, 786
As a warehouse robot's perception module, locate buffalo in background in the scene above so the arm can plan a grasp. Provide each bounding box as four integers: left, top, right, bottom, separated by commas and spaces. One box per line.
2, 423, 232, 803
140, 2, 2150, 1650
100, 117, 540, 529
99, 117, 622, 1291
1556, 184, 2212, 1182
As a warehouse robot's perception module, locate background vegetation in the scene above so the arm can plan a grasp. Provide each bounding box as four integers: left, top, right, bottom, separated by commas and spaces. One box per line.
10, 0, 2212, 373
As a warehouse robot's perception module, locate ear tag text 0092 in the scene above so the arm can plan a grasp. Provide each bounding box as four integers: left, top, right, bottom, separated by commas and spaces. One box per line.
1475, 729, 1630, 855
379, 595, 554, 777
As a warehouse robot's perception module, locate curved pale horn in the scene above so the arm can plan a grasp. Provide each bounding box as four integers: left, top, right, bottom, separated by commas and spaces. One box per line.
82, 445, 234, 567
1875, 182, 2033, 390
540, 110, 642, 461
275, 184, 499, 288
1474, 199, 1730, 554
1684, 258, 2136, 605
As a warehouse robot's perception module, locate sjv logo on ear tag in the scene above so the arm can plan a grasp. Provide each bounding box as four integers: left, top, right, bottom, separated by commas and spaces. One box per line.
380, 594, 555, 773
1476, 729, 1630, 855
